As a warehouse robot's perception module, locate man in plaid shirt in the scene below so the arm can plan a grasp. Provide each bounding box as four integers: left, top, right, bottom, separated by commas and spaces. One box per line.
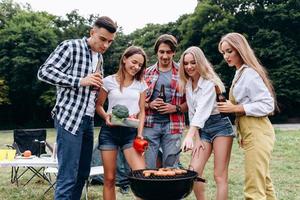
144, 34, 187, 168
37, 16, 117, 200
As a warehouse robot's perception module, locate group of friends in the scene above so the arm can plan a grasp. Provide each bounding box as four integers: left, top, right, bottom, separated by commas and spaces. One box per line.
37, 16, 278, 200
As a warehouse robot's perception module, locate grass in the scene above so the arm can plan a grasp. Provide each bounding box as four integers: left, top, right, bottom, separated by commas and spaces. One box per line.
0, 128, 299, 200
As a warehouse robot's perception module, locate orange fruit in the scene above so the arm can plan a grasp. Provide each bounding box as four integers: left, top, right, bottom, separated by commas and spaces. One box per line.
23, 150, 32, 157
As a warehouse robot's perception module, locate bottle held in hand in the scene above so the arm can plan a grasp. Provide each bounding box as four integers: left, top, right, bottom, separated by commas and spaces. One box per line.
215, 85, 226, 102
91, 64, 103, 91
215, 85, 228, 117
158, 84, 166, 102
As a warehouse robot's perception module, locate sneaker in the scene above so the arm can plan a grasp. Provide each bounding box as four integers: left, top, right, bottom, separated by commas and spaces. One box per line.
119, 185, 130, 194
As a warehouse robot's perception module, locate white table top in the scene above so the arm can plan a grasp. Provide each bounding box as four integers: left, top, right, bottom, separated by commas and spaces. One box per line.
0, 156, 58, 168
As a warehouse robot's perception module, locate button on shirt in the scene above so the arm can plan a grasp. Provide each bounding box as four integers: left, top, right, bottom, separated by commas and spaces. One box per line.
186, 77, 219, 129
232, 65, 274, 116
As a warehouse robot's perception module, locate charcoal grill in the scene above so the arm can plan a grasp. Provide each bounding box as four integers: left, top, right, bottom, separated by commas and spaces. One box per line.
128, 169, 205, 200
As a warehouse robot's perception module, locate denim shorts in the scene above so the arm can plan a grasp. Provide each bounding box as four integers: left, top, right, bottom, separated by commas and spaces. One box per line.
200, 114, 235, 143
98, 124, 137, 150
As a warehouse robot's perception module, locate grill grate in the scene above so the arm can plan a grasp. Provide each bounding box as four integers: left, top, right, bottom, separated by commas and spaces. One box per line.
129, 169, 197, 181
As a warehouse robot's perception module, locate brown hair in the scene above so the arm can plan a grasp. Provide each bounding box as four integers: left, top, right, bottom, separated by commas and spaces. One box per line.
116, 46, 147, 91
94, 16, 118, 33
154, 34, 178, 53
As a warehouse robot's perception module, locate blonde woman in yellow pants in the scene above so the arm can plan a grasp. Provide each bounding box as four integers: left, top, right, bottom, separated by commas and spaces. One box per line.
217, 32, 277, 200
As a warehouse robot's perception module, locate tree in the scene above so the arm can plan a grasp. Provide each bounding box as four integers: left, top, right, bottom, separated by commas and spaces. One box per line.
0, 78, 9, 105
177, 0, 300, 120
0, 0, 22, 29
0, 10, 58, 127
54, 10, 96, 41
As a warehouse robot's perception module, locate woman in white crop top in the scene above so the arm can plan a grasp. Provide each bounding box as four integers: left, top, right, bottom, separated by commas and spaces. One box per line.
96, 46, 147, 200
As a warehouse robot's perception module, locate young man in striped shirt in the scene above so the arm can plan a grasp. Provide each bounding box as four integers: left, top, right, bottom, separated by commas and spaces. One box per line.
38, 16, 117, 200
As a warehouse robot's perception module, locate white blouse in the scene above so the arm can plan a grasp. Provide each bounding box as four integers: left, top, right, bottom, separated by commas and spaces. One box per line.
232, 64, 274, 117
102, 75, 148, 115
186, 77, 219, 129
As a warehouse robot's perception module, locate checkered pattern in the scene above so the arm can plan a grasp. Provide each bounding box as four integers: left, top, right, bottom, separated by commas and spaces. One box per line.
144, 62, 186, 134
38, 37, 103, 135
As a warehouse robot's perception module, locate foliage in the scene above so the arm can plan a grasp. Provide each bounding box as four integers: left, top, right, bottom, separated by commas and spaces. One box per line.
0, 8, 58, 127
0, 0, 22, 29
53, 10, 96, 41
180, 0, 300, 119
0, 79, 10, 105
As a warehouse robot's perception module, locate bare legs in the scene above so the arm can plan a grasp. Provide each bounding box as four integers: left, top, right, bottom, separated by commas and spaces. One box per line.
213, 137, 233, 200
190, 141, 212, 200
190, 136, 233, 200
101, 150, 118, 200
101, 148, 145, 200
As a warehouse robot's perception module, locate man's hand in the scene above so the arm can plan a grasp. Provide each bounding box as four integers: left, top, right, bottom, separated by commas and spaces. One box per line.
157, 103, 176, 114
80, 73, 103, 88
149, 98, 165, 110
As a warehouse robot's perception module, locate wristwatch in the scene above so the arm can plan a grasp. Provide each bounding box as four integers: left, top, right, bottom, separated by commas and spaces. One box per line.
176, 105, 182, 113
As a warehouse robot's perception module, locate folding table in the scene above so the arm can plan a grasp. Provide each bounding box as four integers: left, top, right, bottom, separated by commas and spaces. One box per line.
0, 156, 57, 186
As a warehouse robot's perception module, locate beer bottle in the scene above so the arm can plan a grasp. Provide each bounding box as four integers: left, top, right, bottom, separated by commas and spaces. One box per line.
158, 84, 166, 102
215, 85, 227, 102
92, 59, 103, 91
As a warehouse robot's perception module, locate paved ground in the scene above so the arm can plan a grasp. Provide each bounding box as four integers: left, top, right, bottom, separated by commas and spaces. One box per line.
273, 123, 300, 131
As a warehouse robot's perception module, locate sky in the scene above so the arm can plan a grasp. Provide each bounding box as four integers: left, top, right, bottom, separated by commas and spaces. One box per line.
14, 0, 198, 34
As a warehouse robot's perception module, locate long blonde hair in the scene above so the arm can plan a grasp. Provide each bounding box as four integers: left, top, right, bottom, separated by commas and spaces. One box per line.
179, 46, 225, 93
218, 32, 278, 110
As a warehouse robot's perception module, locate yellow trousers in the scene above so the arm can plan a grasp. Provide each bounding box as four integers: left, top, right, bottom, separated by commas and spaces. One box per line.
236, 116, 277, 200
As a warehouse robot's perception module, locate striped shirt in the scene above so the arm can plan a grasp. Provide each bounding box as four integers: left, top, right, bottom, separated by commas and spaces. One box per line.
144, 62, 186, 134
37, 37, 103, 135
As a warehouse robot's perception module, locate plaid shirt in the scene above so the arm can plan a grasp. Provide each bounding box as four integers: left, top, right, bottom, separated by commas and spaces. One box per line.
144, 62, 186, 134
37, 37, 103, 135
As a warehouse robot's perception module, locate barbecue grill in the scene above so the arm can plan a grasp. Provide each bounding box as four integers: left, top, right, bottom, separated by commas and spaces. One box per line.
128, 169, 205, 200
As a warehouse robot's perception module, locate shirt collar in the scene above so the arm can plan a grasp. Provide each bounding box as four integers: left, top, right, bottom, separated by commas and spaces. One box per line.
236, 64, 248, 74
187, 76, 204, 92
83, 37, 92, 50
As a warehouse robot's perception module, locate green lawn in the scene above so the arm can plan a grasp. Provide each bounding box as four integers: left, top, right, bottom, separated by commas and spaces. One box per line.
0, 128, 299, 200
